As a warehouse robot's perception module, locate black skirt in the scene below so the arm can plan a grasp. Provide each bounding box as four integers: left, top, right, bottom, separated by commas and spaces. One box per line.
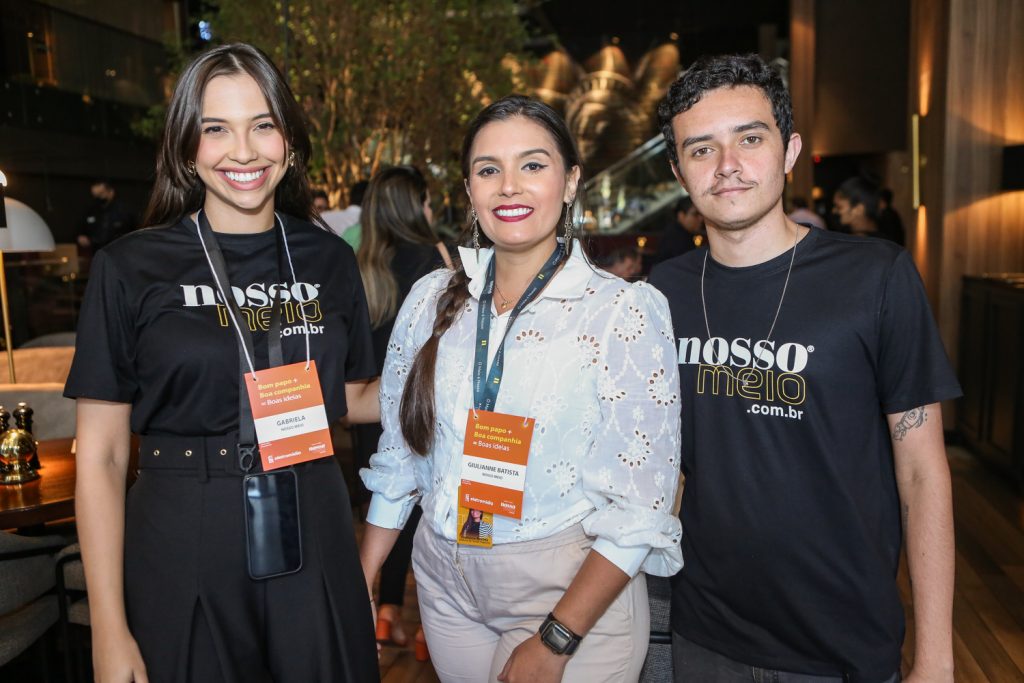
123, 457, 379, 683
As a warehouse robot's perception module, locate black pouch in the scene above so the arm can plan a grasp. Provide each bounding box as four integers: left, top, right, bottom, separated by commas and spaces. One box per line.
242, 469, 303, 580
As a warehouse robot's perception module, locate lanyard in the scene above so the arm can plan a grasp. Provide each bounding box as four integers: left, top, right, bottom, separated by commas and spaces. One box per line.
472, 244, 564, 412
193, 209, 309, 470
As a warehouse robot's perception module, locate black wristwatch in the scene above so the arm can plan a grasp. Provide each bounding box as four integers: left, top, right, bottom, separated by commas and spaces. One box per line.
538, 612, 583, 655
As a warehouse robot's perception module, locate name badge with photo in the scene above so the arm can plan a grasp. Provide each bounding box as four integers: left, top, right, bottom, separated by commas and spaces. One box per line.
244, 360, 333, 471
459, 409, 534, 520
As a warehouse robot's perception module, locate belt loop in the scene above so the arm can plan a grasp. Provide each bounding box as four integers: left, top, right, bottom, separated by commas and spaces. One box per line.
197, 439, 209, 483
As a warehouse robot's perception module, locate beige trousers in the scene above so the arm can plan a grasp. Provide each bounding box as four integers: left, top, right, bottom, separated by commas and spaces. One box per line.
411, 522, 649, 683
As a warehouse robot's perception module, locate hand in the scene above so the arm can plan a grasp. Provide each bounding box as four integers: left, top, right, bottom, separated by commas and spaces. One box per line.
903, 665, 954, 683
497, 633, 569, 683
93, 627, 148, 683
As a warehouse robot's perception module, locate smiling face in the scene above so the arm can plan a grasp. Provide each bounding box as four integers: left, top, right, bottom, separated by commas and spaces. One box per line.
195, 74, 288, 228
669, 85, 800, 234
466, 116, 580, 255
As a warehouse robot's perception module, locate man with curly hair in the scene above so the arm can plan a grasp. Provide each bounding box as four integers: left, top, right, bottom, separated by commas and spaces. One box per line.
648, 53, 959, 683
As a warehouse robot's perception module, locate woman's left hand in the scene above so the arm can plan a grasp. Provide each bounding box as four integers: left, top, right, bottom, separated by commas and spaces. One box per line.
497, 634, 569, 683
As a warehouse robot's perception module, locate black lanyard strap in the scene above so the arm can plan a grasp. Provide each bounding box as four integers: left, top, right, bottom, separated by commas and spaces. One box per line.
472, 244, 564, 412
195, 210, 287, 471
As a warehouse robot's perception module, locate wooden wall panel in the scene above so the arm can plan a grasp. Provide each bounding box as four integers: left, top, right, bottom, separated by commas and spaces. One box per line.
939, 0, 1024, 364
789, 0, 815, 203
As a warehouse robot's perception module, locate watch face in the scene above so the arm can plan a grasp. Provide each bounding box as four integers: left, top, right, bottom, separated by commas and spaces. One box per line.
543, 622, 573, 652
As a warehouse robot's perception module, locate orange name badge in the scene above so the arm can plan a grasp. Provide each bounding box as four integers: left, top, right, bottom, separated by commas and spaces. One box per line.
244, 360, 334, 471
460, 409, 534, 519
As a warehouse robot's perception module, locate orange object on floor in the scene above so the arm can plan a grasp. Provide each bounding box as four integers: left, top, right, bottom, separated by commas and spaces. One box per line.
375, 615, 393, 643
414, 627, 430, 662
376, 607, 409, 646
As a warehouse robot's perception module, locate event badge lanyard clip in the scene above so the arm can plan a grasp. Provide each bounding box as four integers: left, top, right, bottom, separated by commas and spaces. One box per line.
457, 242, 563, 547
194, 210, 334, 474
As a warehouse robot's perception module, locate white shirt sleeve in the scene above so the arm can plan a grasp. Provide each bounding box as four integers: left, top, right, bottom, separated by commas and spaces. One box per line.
580, 282, 684, 577
360, 269, 449, 530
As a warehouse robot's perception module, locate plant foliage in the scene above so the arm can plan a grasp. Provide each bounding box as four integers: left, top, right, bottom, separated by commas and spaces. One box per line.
211, 0, 528, 206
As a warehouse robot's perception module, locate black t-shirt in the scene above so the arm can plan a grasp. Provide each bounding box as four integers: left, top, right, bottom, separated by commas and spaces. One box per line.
64, 215, 375, 436
648, 228, 961, 681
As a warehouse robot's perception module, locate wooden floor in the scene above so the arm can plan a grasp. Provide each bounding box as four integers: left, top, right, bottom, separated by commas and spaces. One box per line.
374, 446, 1024, 681
899, 446, 1024, 680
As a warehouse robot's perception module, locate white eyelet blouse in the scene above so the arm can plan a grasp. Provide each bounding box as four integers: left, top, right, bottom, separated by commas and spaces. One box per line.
360, 242, 683, 577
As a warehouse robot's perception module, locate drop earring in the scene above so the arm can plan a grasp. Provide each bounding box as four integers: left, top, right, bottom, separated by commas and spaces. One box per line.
563, 202, 574, 241
471, 208, 481, 255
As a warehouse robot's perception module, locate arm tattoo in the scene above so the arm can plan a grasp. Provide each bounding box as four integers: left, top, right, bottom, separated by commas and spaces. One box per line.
892, 406, 927, 441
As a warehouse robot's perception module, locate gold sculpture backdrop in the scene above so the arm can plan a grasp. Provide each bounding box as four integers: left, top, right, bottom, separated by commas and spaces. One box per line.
518, 44, 681, 173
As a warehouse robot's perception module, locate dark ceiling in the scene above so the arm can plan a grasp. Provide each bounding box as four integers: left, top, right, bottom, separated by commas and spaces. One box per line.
523, 0, 790, 66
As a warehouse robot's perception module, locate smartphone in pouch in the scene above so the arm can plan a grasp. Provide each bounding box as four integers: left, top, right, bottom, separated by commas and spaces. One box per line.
242, 469, 303, 580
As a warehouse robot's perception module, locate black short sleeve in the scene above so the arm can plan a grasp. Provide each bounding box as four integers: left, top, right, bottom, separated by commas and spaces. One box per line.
877, 250, 962, 414
340, 244, 376, 383
64, 250, 138, 403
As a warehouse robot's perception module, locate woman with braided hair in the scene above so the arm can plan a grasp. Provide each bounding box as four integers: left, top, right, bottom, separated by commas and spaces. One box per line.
359, 95, 682, 683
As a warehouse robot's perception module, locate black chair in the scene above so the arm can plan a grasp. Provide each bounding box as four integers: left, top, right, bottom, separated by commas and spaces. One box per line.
0, 531, 65, 681
56, 543, 89, 683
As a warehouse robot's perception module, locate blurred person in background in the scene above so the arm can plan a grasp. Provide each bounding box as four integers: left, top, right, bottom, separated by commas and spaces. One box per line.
313, 188, 330, 213
354, 164, 452, 659
78, 178, 137, 251
652, 196, 705, 265
597, 246, 643, 280
876, 188, 906, 246
323, 179, 369, 247
787, 195, 825, 229
833, 176, 900, 243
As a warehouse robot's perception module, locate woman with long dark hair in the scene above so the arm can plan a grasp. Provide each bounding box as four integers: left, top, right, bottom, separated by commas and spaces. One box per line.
354, 165, 450, 655
359, 95, 682, 682
65, 43, 379, 682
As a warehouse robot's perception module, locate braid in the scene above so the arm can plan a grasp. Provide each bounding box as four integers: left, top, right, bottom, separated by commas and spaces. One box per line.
400, 267, 472, 455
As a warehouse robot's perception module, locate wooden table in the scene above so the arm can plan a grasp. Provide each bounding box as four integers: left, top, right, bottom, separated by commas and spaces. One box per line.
0, 437, 76, 529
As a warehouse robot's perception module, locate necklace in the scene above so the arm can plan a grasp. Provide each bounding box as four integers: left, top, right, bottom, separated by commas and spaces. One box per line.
493, 281, 517, 311
700, 227, 800, 384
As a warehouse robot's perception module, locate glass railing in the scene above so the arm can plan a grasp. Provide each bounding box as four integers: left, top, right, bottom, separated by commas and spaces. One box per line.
582, 134, 685, 235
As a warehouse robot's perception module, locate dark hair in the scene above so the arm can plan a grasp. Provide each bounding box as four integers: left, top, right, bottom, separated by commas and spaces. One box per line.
597, 245, 639, 268
674, 196, 694, 214
836, 176, 880, 222
349, 180, 369, 207
658, 53, 793, 169
879, 188, 894, 205
357, 166, 439, 327
460, 510, 482, 539
400, 94, 585, 456
142, 43, 314, 227
312, 189, 329, 202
